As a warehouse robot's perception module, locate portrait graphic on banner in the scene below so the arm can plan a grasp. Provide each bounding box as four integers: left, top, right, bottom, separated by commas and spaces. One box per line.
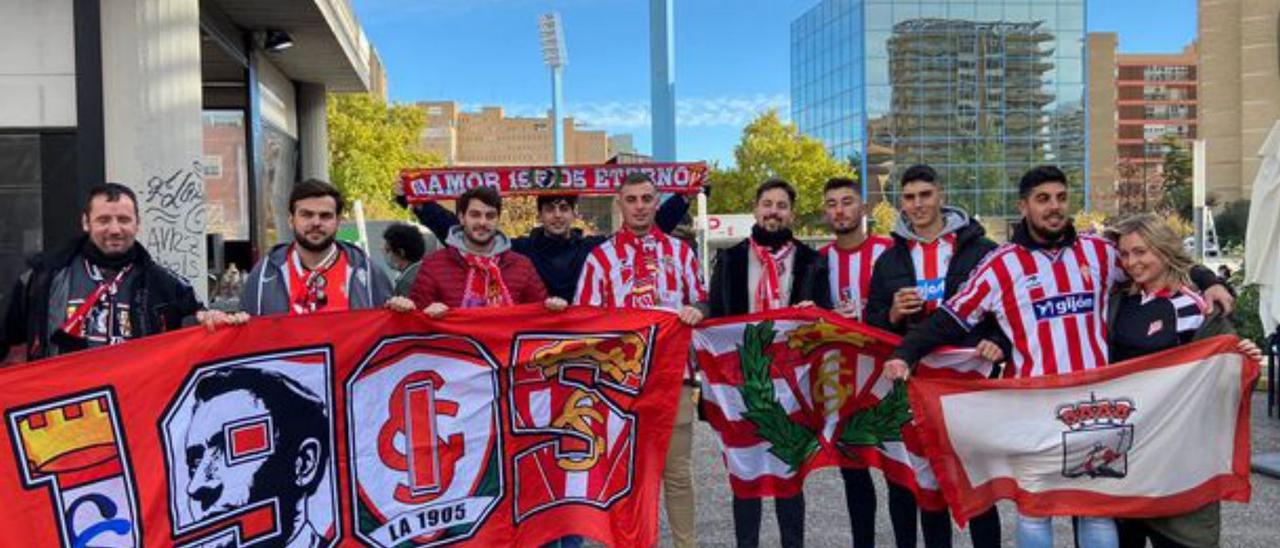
7, 388, 142, 548
159, 348, 340, 548
347, 335, 505, 547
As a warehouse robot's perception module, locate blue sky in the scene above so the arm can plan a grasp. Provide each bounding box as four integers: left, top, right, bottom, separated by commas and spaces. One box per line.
351, 0, 1197, 167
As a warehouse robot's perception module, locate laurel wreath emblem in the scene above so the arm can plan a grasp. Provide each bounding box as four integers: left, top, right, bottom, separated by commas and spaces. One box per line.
838, 380, 911, 447
736, 320, 820, 472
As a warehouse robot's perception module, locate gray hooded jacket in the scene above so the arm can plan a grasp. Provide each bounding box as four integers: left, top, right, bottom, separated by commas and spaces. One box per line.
240, 240, 392, 316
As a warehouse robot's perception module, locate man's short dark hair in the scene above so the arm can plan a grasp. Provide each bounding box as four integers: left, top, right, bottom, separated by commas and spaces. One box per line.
289, 179, 344, 216
1018, 165, 1069, 197
756, 178, 797, 204
536, 194, 579, 211
456, 186, 502, 216
823, 177, 860, 196
382, 223, 426, 263
619, 172, 655, 191
900, 164, 938, 188
84, 182, 139, 216
193, 367, 329, 498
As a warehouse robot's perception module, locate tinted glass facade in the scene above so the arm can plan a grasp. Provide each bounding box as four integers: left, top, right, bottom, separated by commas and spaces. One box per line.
792, 0, 1086, 218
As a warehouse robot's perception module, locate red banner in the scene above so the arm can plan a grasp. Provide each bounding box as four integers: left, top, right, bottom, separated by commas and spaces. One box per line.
400, 162, 708, 202
0, 305, 687, 547
908, 336, 1257, 525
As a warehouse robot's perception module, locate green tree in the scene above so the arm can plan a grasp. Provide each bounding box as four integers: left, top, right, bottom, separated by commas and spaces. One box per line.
1159, 134, 1193, 219
1214, 199, 1250, 250
708, 110, 855, 231
328, 93, 439, 219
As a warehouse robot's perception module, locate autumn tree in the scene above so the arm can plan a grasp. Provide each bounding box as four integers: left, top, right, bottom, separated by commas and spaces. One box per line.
1159, 134, 1193, 219
708, 110, 855, 231
328, 93, 439, 219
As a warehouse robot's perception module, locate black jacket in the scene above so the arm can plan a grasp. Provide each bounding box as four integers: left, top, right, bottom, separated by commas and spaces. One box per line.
708, 238, 832, 318
411, 197, 690, 301
866, 209, 1004, 351
3, 237, 202, 361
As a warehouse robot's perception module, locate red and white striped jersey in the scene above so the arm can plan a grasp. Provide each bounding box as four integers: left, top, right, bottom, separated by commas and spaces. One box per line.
822, 235, 892, 318
945, 233, 1126, 378
574, 228, 706, 311
908, 233, 958, 313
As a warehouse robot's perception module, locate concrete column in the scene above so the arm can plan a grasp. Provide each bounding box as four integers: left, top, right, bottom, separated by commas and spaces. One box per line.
297, 82, 329, 181
101, 0, 207, 299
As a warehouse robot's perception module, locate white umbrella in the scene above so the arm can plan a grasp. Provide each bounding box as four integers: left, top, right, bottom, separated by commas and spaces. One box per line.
1245, 120, 1280, 335
1246, 120, 1280, 479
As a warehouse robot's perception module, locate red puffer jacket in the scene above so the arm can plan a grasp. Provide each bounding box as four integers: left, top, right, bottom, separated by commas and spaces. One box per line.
409, 247, 547, 309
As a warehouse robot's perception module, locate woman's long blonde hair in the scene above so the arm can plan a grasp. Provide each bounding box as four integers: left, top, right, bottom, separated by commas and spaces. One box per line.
1106, 213, 1194, 292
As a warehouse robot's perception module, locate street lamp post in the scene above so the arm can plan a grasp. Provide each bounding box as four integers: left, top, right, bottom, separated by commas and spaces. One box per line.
539, 13, 567, 165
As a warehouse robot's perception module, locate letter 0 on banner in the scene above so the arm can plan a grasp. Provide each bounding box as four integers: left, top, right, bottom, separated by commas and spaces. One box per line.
158, 347, 340, 548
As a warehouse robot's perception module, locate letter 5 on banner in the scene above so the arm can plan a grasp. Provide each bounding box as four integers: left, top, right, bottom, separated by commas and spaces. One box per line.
0, 305, 689, 547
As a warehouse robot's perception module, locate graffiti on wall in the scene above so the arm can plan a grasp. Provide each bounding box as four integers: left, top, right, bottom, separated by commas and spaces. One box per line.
142, 161, 206, 291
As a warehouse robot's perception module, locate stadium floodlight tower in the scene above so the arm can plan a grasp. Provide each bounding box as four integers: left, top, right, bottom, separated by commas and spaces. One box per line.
539, 12, 567, 165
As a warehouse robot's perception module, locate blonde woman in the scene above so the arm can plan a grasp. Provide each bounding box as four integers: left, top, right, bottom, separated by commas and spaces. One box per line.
1107, 213, 1261, 548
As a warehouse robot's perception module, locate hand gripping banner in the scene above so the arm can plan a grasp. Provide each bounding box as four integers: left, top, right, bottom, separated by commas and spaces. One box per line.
908, 335, 1257, 525
0, 305, 688, 547
400, 162, 707, 202
693, 309, 993, 509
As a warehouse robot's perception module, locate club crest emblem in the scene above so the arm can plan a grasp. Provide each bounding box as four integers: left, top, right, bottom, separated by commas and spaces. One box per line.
1057, 393, 1136, 479
347, 335, 504, 547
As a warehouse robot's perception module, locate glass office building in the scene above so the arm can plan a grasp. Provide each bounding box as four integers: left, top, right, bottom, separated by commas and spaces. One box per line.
792, 0, 1086, 219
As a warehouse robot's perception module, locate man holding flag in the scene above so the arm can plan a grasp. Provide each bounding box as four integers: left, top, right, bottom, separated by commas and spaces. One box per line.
408, 186, 561, 315
574, 172, 706, 548
706, 178, 830, 548
865, 164, 1004, 547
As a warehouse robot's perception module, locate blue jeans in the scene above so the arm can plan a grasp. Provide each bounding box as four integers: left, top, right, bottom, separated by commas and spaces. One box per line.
1016, 513, 1117, 548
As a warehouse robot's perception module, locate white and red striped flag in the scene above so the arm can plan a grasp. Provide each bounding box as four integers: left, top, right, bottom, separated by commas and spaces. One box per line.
909, 335, 1257, 524
694, 309, 992, 509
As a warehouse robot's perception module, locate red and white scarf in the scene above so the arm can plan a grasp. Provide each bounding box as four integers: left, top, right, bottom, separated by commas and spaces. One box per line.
461, 253, 513, 308
749, 238, 795, 312
58, 261, 132, 339
616, 227, 664, 309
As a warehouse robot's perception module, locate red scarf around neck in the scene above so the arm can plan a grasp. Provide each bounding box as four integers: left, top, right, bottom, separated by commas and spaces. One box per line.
749, 238, 795, 312
461, 252, 513, 308
615, 226, 665, 308
58, 261, 133, 339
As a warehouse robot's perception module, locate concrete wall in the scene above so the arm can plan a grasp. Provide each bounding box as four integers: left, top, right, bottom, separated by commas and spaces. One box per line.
0, 0, 76, 128
1199, 0, 1280, 203
1087, 32, 1119, 215
256, 52, 299, 138
101, 0, 207, 298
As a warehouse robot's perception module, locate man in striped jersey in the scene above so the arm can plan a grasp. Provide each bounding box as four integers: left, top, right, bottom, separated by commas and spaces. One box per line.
816, 176, 896, 548
864, 164, 1004, 548
820, 177, 893, 321
882, 165, 1233, 548
574, 172, 706, 548
706, 178, 830, 548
